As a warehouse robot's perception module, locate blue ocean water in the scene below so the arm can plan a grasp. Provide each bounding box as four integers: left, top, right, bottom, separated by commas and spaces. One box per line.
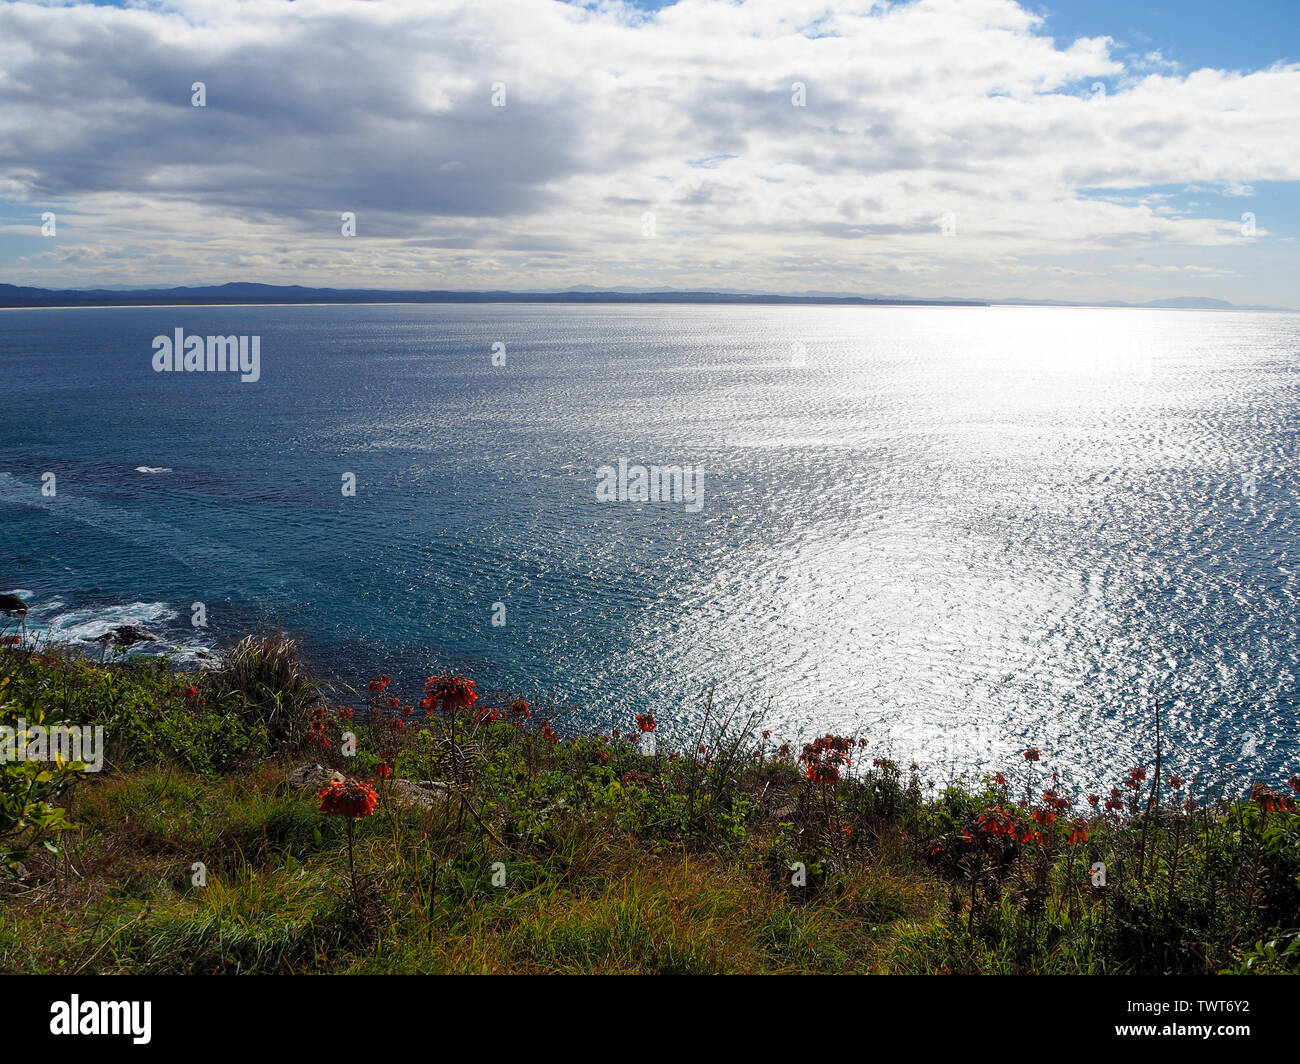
2, 302, 1298, 790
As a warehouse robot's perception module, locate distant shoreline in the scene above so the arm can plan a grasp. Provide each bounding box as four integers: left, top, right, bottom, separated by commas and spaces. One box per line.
0, 291, 988, 310
0, 300, 1289, 313
1, 284, 1292, 312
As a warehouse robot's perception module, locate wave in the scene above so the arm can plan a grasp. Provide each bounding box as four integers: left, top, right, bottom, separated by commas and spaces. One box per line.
13, 597, 217, 665
135, 466, 173, 473
38, 601, 177, 644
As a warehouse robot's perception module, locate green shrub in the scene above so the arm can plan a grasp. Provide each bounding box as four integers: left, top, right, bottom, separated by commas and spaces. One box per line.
0, 677, 84, 875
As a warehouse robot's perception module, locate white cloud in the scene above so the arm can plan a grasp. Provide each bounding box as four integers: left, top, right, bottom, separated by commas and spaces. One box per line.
0, 0, 1296, 305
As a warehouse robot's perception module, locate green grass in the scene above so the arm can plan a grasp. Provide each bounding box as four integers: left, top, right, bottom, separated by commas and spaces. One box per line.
1, 642, 1297, 974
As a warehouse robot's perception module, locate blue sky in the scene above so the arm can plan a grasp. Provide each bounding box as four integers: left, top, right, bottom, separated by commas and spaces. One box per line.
1, 0, 1298, 306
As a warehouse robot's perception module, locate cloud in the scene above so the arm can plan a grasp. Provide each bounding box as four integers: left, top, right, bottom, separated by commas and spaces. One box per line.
0, 0, 1296, 304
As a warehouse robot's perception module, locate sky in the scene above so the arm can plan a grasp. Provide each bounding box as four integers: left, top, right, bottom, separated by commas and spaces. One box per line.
0, 0, 1297, 305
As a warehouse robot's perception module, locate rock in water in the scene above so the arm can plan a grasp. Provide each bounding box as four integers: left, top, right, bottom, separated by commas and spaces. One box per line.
0, 594, 28, 613
91, 624, 161, 647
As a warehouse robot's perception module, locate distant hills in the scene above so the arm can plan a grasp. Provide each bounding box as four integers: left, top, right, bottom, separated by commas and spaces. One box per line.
993, 295, 1294, 312
0, 282, 1291, 312
0, 282, 985, 309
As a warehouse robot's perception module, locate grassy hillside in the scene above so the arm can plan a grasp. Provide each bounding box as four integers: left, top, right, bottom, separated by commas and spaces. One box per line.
2, 635, 1297, 974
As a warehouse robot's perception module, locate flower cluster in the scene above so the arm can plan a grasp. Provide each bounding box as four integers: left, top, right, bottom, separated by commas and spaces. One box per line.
306, 705, 332, 747
1250, 783, 1297, 814
1040, 789, 1070, 812
799, 734, 857, 784
318, 778, 379, 818
975, 807, 1017, 837
419, 674, 478, 715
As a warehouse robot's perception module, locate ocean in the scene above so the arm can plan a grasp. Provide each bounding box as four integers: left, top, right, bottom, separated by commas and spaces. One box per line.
2, 302, 1298, 790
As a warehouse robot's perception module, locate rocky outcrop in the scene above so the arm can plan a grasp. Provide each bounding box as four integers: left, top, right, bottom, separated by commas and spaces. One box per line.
92, 624, 161, 647
0, 593, 28, 613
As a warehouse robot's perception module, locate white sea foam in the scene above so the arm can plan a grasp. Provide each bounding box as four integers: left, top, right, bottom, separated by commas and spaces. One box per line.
40, 601, 178, 644
135, 466, 172, 474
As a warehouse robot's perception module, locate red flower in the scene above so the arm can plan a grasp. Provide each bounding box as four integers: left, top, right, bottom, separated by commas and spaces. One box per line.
1068, 822, 1088, 846
318, 779, 379, 818
805, 762, 840, 784
368, 674, 392, 692
185, 685, 198, 699
1086, 794, 1100, 807
634, 713, 657, 732
374, 762, 391, 778
1166, 774, 1184, 789
423, 674, 478, 714
976, 808, 1015, 837
1023, 748, 1040, 762
509, 698, 531, 720
1041, 789, 1070, 811
1251, 783, 1296, 814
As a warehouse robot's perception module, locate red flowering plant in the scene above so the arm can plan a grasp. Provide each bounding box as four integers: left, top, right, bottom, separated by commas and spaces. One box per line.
790, 735, 860, 851
420, 674, 478, 777
799, 735, 854, 785
305, 705, 333, 750
318, 777, 379, 912
1250, 783, 1297, 815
